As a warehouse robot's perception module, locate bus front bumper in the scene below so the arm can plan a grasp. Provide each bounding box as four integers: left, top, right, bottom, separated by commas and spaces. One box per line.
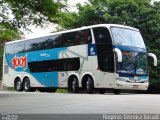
115, 80, 149, 91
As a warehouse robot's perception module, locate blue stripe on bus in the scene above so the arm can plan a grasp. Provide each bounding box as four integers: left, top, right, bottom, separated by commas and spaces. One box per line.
113, 45, 147, 52
31, 72, 58, 87
6, 47, 66, 87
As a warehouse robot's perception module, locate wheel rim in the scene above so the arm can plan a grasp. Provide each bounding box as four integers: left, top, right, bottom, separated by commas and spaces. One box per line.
24, 80, 29, 90
86, 77, 91, 90
72, 78, 76, 91
86, 80, 89, 90
16, 81, 21, 90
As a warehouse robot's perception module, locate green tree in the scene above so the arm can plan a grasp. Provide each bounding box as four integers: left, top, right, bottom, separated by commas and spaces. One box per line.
0, 0, 67, 80
0, 0, 66, 29
59, 0, 160, 86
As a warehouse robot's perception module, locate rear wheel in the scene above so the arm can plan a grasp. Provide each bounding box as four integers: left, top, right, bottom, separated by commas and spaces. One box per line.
15, 78, 23, 92
71, 77, 79, 93
23, 78, 34, 92
86, 77, 94, 94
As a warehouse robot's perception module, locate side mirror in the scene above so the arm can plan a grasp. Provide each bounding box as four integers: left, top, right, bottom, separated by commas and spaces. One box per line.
148, 53, 157, 66
114, 48, 122, 62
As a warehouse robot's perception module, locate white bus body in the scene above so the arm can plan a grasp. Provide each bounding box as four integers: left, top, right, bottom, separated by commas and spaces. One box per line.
2, 24, 157, 93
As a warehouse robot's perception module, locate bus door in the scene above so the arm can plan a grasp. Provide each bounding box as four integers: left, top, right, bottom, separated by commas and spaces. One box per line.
92, 27, 115, 87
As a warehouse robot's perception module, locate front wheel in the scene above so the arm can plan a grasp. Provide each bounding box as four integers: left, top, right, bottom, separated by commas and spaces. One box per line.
86, 77, 94, 94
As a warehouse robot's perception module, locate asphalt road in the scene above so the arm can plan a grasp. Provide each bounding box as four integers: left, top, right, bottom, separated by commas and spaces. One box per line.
0, 91, 160, 115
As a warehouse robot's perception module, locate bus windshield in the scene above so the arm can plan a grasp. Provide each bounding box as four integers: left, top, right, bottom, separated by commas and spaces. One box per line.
111, 27, 145, 48
117, 52, 148, 75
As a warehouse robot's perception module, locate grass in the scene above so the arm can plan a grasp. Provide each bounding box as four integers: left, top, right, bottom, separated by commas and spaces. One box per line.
56, 89, 68, 93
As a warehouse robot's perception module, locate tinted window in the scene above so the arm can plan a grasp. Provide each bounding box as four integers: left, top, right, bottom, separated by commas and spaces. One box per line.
25, 36, 49, 52
62, 32, 77, 47
6, 29, 92, 54
15, 42, 25, 54
5, 44, 15, 55
93, 27, 112, 44
76, 29, 92, 44
28, 57, 80, 73
25, 39, 38, 52
93, 27, 114, 72
48, 34, 63, 48
62, 29, 92, 47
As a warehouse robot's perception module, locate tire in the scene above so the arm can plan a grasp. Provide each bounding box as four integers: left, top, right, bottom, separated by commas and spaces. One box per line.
113, 89, 121, 95
23, 78, 32, 92
15, 78, 23, 92
86, 77, 94, 94
71, 77, 79, 93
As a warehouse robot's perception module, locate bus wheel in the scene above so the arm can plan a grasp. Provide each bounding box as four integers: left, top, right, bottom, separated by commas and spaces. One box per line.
71, 77, 79, 93
113, 89, 121, 95
15, 78, 23, 92
23, 78, 32, 92
86, 76, 94, 94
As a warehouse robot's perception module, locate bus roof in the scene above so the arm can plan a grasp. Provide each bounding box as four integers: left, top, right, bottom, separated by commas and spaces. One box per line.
5, 24, 139, 45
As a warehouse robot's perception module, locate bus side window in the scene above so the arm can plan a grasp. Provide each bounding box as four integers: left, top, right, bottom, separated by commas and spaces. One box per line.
15, 42, 25, 54
62, 32, 76, 47
48, 34, 63, 48
25, 39, 37, 52
5, 44, 15, 55
77, 29, 92, 45
35, 37, 49, 50
93, 27, 112, 44
28, 58, 80, 72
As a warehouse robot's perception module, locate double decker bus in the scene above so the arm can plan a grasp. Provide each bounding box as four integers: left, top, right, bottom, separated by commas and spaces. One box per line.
2, 24, 157, 94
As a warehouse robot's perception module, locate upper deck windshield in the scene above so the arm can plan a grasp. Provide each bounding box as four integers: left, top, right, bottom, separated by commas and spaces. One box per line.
111, 27, 146, 48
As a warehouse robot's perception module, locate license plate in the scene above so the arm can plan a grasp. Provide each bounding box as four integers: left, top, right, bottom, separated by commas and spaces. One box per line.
133, 85, 139, 89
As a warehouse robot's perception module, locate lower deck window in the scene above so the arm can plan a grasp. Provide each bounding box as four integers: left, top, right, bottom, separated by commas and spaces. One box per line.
28, 57, 80, 73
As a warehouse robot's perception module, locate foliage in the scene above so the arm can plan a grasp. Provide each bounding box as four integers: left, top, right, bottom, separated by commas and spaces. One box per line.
0, 0, 67, 30
56, 89, 68, 93
59, 0, 160, 85
0, 0, 67, 80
